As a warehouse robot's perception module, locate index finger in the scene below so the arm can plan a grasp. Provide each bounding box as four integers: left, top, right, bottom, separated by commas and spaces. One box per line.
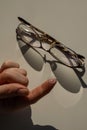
27, 78, 57, 104
0, 79, 57, 112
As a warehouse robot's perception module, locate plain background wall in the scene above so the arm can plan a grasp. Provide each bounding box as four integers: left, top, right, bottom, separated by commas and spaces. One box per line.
0, 0, 87, 130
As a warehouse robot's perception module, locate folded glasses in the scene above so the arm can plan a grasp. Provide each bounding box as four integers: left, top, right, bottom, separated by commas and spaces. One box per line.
16, 17, 85, 68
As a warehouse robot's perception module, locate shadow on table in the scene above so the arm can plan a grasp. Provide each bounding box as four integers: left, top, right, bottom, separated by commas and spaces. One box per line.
18, 42, 87, 93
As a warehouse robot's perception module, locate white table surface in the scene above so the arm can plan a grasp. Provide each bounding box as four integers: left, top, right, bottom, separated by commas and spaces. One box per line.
0, 0, 87, 130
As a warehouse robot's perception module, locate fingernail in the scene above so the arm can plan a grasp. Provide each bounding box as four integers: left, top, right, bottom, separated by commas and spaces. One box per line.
17, 88, 29, 95
48, 78, 57, 84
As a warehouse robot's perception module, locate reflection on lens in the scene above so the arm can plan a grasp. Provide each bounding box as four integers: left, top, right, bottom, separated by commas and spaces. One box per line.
42, 42, 51, 51
18, 40, 44, 71
21, 34, 40, 47
18, 24, 29, 32
51, 47, 77, 67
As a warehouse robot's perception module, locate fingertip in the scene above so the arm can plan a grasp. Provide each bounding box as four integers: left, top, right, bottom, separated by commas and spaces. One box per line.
41, 78, 57, 94
28, 78, 57, 104
18, 68, 27, 76
47, 78, 57, 85
22, 76, 29, 86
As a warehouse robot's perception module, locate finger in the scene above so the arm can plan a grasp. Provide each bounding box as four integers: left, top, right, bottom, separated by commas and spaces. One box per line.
0, 79, 57, 112
15, 68, 27, 76
0, 83, 29, 99
6, 68, 27, 76
0, 61, 20, 72
27, 78, 57, 104
0, 70, 29, 85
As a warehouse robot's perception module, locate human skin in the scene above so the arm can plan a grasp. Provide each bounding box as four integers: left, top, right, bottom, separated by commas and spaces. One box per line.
0, 61, 57, 111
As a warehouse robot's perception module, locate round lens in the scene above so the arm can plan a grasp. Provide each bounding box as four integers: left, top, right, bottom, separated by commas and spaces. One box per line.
50, 47, 78, 67
18, 24, 41, 47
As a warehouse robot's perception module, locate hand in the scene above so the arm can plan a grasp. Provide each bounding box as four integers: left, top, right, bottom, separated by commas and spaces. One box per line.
0, 61, 57, 111
0, 61, 29, 98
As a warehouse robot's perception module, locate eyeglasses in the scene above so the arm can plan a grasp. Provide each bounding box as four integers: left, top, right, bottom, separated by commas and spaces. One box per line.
16, 17, 85, 68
